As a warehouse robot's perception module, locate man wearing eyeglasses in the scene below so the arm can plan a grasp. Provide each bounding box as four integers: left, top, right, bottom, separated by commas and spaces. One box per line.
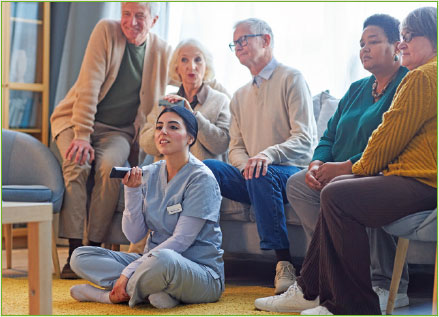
204, 18, 317, 295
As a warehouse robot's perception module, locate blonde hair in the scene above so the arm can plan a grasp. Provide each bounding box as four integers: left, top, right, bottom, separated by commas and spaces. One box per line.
168, 39, 215, 83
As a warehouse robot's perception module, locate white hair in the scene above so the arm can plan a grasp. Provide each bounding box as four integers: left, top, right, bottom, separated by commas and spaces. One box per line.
121, 2, 160, 17
168, 39, 215, 83
234, 18, 274, 48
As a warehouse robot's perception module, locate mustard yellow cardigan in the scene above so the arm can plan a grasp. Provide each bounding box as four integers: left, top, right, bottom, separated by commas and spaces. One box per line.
353, 57, 437, 188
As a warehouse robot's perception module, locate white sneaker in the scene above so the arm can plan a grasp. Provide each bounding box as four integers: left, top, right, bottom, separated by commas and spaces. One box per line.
274, 261, 296, 294
373, 286, 409, 311
255, 281, 319, 312
301, 305, 333, 315
148, 292, 180, 309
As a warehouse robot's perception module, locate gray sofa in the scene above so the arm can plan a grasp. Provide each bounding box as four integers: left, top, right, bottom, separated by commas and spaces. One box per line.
89, 91, 437, 266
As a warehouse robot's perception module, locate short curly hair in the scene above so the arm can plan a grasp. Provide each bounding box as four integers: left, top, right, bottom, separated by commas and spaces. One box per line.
168, 39, 215, 84
363, 14, 400, 44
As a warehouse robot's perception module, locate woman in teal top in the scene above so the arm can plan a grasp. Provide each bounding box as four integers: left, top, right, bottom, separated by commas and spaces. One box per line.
313, 67, 407, 166
285, 14, 410, 311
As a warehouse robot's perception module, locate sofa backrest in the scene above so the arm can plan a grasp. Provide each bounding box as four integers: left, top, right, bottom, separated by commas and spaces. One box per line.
312, 91, 340, 140
2, 129, 65, 212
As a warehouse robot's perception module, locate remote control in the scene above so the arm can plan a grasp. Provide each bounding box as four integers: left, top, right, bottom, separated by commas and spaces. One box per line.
109, 167, 143, 178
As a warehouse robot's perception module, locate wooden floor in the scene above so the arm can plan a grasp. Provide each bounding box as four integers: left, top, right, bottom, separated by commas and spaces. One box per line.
2, 247, 435, 315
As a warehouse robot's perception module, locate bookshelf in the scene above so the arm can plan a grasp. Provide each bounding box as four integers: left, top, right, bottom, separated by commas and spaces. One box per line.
2, 2, 50, 145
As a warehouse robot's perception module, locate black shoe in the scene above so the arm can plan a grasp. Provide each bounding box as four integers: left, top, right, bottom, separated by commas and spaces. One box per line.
60, 262, 80, 280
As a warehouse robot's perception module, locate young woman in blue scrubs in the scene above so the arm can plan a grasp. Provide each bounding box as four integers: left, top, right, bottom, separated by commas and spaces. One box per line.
69, 106, 224, 309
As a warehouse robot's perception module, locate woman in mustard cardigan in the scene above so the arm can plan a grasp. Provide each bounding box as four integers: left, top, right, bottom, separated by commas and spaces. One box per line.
254, 6, 437, 315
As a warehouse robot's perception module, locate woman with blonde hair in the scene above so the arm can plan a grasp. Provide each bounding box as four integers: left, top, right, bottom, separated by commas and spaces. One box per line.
140, 39, 231, 162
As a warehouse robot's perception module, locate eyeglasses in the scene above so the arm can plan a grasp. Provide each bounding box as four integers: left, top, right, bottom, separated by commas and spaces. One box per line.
229, 34, 264, 52
401, 32, 422, 43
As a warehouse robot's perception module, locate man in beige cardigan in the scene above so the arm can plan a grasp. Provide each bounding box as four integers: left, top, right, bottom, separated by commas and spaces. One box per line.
204, 18, 317, 294
50, 2, 172, 279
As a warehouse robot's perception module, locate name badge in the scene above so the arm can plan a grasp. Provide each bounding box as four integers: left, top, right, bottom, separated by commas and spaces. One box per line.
167, 203, 182, 214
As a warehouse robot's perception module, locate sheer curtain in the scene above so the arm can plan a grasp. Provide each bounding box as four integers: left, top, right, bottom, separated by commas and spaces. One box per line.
167, 2, 434, 98
53, 3, 121, 108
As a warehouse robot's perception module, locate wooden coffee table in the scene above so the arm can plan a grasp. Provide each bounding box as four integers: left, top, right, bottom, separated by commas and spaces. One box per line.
2, 201, 52, 315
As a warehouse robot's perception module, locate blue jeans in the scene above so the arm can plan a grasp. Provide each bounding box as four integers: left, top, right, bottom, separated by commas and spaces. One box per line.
203, 159, 301, 250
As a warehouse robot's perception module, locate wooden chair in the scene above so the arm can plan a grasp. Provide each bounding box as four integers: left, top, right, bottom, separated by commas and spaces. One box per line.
383, 208, 437, 314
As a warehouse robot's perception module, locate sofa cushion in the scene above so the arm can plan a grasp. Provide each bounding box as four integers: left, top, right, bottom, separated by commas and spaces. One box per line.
316, 93, 339, 140
220, 198, 251, 222
383, 209, 437, 242
2, 185, 52, 202
248, 204, 302, 226
312, 90, 328, 122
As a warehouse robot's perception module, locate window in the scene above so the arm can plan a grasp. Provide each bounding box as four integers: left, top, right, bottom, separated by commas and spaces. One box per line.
167, 2, 433, 98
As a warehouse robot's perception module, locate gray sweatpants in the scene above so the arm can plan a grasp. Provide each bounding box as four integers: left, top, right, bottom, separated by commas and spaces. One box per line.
70, 246, 223, 307
286, 169, 408, 293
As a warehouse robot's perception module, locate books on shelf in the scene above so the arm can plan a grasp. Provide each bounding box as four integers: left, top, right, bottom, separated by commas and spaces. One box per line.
9, 96, 39, 128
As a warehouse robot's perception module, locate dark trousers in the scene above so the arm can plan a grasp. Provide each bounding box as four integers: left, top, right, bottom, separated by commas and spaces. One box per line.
297, 175, 437, 315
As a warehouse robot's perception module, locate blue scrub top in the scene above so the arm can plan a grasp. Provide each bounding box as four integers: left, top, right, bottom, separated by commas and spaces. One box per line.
142, 153, 224, 284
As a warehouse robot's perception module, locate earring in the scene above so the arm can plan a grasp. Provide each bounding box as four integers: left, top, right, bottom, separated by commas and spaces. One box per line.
394, 54, 399, 62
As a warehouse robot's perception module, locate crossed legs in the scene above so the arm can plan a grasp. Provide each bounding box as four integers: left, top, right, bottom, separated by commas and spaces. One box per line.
297, 175, 436, 314
70, 247, 223, 308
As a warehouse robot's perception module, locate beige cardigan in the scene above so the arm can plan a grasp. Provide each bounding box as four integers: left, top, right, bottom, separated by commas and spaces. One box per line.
50, 19, 172, 142
229, 64, 317, 171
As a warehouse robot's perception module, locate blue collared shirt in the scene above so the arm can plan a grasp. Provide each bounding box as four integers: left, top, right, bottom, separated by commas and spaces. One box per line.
253, 58, 279, 88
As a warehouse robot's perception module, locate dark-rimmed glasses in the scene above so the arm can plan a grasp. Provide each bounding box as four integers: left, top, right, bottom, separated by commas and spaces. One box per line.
401, 32, 422, 43
229, 34, 264, 52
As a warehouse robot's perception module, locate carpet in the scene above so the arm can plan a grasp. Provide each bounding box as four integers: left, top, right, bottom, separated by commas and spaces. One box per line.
2, 278, 298, 316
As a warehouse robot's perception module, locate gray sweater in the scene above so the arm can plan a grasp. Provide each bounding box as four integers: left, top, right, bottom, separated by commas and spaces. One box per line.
229, 63, 318, 171
140, 85, 231, 162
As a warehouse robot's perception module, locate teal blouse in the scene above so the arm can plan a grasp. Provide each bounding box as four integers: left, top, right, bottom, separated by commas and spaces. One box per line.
312, 66, 409, 163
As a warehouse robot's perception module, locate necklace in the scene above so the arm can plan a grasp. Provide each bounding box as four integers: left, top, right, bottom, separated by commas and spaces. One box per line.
371, 70, 398, 100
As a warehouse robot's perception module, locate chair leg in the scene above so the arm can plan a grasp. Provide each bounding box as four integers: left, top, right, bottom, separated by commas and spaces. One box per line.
51, 224, 61, 279
433, 247, 437, 315
3, 224, 13, 269
386, 237, 410, 315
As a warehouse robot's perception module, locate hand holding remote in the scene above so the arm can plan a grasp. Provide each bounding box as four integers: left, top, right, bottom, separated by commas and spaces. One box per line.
122, 167, 143, 188
109, 167, 132, 178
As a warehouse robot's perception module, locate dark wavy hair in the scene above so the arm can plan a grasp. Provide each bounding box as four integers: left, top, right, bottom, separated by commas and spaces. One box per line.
363, 14, 400, 44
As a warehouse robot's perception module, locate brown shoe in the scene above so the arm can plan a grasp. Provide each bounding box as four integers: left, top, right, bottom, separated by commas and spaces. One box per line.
60, 262, 80, 279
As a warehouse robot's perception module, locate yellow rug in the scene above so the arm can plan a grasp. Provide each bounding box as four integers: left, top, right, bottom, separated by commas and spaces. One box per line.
2, 278, 298, 316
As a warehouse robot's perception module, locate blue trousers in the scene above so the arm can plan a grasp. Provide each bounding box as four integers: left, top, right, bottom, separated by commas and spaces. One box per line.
203, 159, 301, 250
